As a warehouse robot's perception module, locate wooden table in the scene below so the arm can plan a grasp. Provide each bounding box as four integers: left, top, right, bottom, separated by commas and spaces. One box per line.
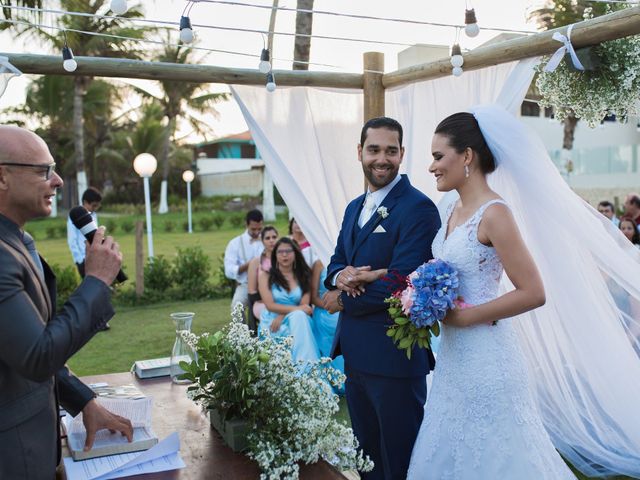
61, 372, 347, 480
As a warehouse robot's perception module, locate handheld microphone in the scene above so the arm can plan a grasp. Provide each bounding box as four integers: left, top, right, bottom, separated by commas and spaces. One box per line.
69, 206, 128, 284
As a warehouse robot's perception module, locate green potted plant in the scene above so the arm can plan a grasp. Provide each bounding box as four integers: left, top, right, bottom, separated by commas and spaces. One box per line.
179, 305, 373, 479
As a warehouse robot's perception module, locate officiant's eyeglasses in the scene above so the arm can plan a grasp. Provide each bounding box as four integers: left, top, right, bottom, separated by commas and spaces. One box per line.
0, 162, 57, 180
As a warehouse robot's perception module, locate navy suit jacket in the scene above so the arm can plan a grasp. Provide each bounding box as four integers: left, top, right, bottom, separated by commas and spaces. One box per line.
325, 175, 441, 378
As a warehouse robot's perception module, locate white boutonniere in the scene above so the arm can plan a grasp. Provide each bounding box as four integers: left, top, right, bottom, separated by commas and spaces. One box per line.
377, 206, 389, 219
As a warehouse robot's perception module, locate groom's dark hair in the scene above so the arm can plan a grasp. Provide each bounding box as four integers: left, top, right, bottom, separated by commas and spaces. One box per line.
435, 112, 496, 174
360, 117, 403, 147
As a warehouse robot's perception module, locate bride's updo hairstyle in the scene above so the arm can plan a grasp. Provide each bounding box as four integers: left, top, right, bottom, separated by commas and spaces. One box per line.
434, 112, 496, 174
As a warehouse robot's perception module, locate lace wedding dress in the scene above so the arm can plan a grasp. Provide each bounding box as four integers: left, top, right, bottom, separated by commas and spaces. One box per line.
407, 199, 576, 479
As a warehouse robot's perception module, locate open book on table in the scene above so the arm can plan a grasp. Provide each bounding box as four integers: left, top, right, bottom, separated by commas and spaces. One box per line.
63, 383, 158, 461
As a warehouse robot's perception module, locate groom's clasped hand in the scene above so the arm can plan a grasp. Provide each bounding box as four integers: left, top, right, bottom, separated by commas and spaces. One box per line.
322, 265, 377, 313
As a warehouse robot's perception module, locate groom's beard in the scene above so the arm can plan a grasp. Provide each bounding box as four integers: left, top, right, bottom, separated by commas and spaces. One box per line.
362, 162, 399, 190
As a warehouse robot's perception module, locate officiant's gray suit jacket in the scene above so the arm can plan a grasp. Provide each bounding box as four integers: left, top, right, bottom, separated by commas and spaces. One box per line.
0, 213, 114, 479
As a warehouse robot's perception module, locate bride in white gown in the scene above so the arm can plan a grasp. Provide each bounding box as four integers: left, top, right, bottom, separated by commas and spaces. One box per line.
407, 108, 577, 479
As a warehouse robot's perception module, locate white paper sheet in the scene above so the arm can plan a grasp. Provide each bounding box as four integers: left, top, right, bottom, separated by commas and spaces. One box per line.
63, 432, 183, 480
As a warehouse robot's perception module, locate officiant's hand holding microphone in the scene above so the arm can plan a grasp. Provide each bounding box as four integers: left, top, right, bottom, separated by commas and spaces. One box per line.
83, 227, 123, 286
70, 206, 126, 286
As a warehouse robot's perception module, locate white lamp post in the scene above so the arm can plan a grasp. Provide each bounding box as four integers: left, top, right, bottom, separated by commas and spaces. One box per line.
182, 169, 195, 234
133, 153, 157, 259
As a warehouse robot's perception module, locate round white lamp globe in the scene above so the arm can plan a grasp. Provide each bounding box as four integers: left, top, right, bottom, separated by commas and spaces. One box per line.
266, 81, 276, 92
465, 23, 480, 38
180, 28, 194, 44
259, 60, 271, 74
133, 153, 158, 178
110, 0, 128, 15
452, 66, 464, 77
63, 59, 78, 72
182, 170, 195, 183
450, 55, 464, 68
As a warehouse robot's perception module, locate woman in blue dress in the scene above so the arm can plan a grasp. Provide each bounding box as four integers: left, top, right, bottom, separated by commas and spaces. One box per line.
310, 260, 345, 393
258, 237, 320, 364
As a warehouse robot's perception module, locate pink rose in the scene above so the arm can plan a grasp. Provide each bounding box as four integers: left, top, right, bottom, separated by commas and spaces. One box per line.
400, 285, 415, 315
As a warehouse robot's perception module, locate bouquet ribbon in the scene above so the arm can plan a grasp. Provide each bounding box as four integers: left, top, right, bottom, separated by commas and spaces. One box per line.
544, 24, 585, 73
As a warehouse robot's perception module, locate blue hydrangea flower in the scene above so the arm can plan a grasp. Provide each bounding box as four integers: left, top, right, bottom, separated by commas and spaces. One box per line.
408, 259, 459, 328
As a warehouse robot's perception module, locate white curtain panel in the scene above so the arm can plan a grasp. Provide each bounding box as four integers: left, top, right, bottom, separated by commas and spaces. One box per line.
231, 58, 536, 265
231, 85, 364, 266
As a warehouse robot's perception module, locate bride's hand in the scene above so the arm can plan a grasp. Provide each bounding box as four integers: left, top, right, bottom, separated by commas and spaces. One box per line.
442, 308, 471, 328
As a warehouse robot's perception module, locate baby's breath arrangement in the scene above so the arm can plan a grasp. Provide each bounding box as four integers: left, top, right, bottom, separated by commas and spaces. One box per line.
179, 304, 373, 480
536, 7, 640, 127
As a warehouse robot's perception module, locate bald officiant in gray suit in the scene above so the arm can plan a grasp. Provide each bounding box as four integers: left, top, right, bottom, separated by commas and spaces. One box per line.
0, 126, 133, 479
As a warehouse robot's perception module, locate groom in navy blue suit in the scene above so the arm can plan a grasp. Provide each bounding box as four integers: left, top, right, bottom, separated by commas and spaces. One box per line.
324, 117, 440, 479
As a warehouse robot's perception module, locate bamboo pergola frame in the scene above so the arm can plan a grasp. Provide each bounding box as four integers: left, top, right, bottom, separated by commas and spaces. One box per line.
3, 5, 640, 120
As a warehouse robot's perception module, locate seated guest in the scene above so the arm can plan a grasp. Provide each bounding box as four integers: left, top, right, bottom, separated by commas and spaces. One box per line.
247, 226, 278, 328
597, 200, 620, 227
289, 217, 318, 267
258, 238, 320, 363
620, 218, 640, 248
622, 193, 640, 227
310, 259, 345, 394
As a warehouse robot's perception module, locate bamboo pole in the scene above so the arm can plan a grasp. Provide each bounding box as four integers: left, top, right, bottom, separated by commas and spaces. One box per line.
0, 53, 363, 89
383, 5, 640, 88
363, 52, 385, 121
3, 6, 640, 90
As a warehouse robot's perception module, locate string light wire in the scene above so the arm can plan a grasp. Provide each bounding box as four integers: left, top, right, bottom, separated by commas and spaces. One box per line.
0, 16, 354, 70
2, 4, 535, 50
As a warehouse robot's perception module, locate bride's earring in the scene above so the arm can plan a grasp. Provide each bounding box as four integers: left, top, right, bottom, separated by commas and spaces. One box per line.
464, 165, 470, 178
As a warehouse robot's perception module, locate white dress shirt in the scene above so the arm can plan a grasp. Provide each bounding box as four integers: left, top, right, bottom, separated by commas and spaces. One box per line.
358, 173, 402, 227
224, 230, 264, 284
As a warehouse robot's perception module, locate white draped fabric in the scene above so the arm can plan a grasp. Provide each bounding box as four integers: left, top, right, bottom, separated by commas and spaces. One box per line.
231, 58, 535, 265
386, 58, 538, 202
469, 104, 640, 478
231, 59, 640, 477
231, 85, 363, 266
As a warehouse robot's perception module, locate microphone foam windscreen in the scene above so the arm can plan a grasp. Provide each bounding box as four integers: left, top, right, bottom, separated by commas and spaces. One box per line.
69, 206, 94, 229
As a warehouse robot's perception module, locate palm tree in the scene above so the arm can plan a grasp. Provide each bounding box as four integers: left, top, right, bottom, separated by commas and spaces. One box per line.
293, 0, 313, 70
145, 35, 229, 213
1, 0, 42, 25
527, 1, 611, 156
12, 0, 149, 202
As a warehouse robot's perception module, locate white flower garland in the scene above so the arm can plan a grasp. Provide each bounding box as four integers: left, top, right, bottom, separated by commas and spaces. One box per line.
536, 8, 640, 127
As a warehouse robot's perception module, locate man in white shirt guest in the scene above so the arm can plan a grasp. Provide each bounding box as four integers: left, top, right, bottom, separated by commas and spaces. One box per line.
67, 187, 108, 330
224, 209, 264, 324
67, 187, 102, 278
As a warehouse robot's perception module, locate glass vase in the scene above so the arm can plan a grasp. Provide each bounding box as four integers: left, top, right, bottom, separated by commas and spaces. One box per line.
169, 312, 197, 385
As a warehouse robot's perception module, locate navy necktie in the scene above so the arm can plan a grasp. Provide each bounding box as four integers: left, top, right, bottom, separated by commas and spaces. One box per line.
22, 231, 44, 276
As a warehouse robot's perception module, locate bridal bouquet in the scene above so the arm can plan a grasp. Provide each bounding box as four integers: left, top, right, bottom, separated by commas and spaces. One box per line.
385, 259, 460, 359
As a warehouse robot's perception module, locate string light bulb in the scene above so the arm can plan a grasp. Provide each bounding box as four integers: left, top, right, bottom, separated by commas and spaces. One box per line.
464, 8, 480, 37
450, 43, 463, 68
62, 45, 77, 72
110, 0, 128, 15
452, 66, 463, 77
179, 15, 194, 43
266, 72, 276, 92
259, 48, 271, 74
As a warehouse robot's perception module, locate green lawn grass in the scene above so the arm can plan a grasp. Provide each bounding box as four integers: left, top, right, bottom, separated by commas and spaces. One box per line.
66, 298, 233, 376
